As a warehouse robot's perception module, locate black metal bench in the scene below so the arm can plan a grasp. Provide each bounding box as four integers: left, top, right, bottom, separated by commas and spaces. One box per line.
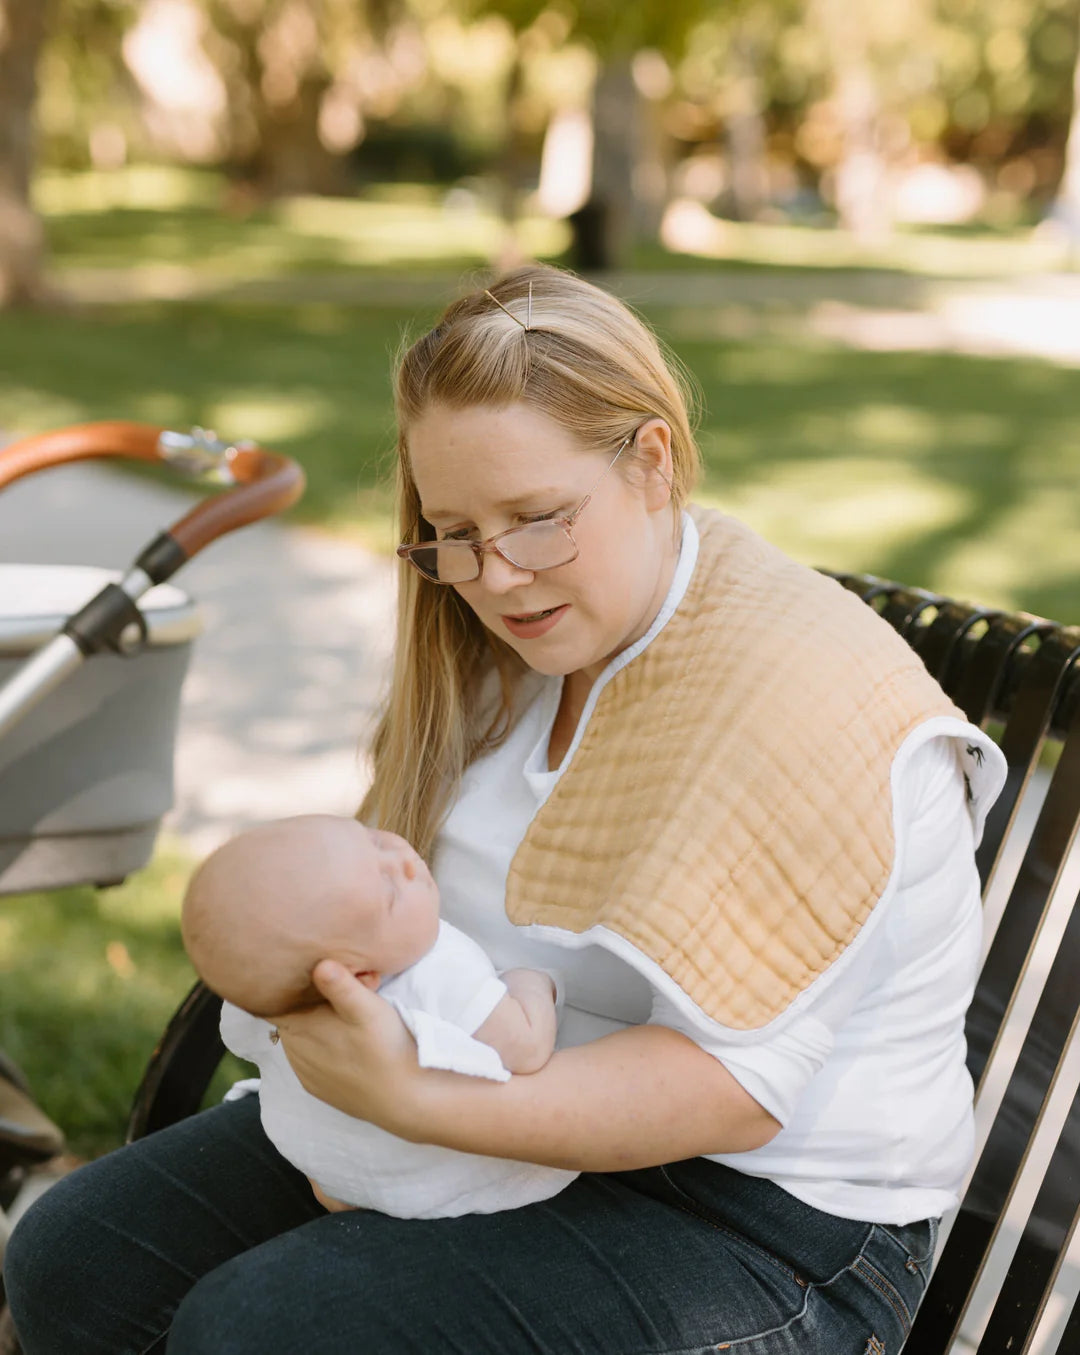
125, 570, 1080, 1355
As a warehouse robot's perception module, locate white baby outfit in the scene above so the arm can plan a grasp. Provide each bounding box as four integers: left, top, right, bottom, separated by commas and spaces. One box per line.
221, 920, 577, 1218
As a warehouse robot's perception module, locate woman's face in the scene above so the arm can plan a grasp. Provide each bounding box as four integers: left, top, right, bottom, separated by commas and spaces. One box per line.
406, 402, 677, 684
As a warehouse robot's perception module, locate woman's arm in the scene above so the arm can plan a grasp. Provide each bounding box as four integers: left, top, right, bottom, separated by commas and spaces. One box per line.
276, 962, 782, 1173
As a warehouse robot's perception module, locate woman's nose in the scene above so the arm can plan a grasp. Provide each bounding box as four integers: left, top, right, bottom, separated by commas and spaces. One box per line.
479, 549, 535, 594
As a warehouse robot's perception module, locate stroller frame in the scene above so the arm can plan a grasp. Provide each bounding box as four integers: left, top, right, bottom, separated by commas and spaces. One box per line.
0, 420, 304, 1262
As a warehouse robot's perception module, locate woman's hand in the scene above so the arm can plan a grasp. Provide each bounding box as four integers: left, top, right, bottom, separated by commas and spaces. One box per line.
275, 961, 422, 1137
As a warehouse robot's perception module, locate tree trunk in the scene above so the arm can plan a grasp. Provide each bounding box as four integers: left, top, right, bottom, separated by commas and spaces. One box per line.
1052, 17, 1080, 253
0, 0, 50, 307
255, 74, 349, 198
725, 25, 769, 223
814, 0, 891, 242
209, 1, 350, 199
572, 57, 638, 271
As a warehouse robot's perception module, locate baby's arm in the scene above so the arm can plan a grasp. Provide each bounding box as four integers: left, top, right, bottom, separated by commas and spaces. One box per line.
471, 968, 557, 1075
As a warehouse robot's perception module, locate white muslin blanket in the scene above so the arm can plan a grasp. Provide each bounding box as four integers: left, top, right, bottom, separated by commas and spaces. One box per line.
220, 924, 577, 1218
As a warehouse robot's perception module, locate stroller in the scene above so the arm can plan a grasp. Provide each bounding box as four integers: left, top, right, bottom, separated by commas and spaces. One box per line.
0, 421, 304, 1277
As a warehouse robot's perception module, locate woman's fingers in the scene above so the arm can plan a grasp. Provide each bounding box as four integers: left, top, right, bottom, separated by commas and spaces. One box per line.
272, 965, 421, 1133
309, 959, 375, 1023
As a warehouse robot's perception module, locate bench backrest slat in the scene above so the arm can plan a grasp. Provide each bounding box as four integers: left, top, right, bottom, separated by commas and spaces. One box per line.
966, 670, 1080, 1091
824, 574, 1080, 1355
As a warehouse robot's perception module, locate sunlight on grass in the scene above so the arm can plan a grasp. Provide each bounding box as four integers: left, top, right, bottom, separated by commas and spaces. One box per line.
3, 298, 1078, 620
943, 483, 1080, 616
33, 165, 223, 215
702, 457, 971, 575
34, 165, 568, 282
276, 193, 568, 267
206, 392, 331, 445
660, 199, 1070, 278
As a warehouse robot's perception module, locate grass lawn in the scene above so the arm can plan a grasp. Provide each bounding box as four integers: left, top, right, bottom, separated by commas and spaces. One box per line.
3, 295, 1078, 619
2, 167, 1078, 1160
0, 847, 249, 1161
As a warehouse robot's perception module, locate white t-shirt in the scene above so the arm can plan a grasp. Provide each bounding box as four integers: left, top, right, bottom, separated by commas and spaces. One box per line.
433, 513, 1004, 1225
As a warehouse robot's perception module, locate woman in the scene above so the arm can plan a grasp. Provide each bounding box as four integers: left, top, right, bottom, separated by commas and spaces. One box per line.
6, 264, 1006, 1354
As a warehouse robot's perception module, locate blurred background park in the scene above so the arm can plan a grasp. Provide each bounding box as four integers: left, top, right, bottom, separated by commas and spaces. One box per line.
1, 0, 1080, 1160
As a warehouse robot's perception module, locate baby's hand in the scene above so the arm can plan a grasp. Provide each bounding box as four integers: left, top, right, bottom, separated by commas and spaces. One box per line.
472, 968, 557, 1075
308, 1177, 355, 1213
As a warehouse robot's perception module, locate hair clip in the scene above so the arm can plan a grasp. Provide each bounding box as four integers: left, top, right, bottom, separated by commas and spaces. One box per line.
485, 280, 533, 333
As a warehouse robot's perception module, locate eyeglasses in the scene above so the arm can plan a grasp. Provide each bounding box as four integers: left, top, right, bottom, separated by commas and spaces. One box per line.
397, 434, 633, 585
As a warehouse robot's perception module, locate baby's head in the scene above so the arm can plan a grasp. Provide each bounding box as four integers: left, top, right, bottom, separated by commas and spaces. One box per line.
181, 815, 440, 1017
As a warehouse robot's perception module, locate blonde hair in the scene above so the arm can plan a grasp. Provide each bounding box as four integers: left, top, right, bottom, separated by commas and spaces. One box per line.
359, 263, 702, 858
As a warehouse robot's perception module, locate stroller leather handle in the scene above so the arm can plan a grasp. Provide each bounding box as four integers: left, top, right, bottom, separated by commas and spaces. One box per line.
0, 421, 305, 560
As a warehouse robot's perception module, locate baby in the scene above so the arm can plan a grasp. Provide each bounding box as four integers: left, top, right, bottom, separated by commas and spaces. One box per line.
181, 814, 576, 1217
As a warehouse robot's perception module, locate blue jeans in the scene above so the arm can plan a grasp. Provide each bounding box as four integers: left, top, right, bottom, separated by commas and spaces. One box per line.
5, 1096, 936, 1354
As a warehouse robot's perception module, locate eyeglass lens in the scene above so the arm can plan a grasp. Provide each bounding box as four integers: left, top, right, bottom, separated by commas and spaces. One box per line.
408, 520, 576, 583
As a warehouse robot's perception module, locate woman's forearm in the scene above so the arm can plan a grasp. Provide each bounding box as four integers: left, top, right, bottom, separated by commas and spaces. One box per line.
398, 1024, 782, 1173
278, 963, 782, 1174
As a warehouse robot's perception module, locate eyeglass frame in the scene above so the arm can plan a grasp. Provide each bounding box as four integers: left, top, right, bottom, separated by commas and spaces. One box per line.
396, 431, 636, 585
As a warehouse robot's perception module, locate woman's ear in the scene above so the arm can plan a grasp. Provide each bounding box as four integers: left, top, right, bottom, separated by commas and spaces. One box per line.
633, 418, 674, 512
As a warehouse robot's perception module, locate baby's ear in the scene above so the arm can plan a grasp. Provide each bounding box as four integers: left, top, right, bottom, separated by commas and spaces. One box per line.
354, 970, 381, 990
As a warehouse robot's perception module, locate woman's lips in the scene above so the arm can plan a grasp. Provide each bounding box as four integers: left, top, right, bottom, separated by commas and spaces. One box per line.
501, 604, 569, 639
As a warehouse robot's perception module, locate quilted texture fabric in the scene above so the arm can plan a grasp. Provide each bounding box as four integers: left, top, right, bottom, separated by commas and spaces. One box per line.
505, 507, 964, 1031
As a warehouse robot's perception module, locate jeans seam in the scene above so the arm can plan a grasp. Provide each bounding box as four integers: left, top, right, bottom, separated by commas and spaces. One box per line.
852, 1255, 914, 1337
652, 1283, 816, 1355
656, 1166, 807, 1288
874, 1219, 937, 1269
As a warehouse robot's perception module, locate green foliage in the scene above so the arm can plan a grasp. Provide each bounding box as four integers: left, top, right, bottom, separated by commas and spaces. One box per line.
474, 0, 725, 56
932, 0, 1080, 159
25, 0, 1080, 222
39, 0, 141, 168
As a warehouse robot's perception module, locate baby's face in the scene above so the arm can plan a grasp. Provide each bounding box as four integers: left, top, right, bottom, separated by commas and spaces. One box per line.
341, 826, 441, 978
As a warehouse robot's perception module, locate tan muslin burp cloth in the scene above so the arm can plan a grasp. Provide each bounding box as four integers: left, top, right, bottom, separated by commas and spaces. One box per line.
506, 507, 967, 1032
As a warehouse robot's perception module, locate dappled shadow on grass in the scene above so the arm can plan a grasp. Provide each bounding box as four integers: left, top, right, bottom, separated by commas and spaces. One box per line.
42, 181, 569, 281
2, 297, 1077, 622
45, 203, 512, 278
0, 851, 245, 1159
